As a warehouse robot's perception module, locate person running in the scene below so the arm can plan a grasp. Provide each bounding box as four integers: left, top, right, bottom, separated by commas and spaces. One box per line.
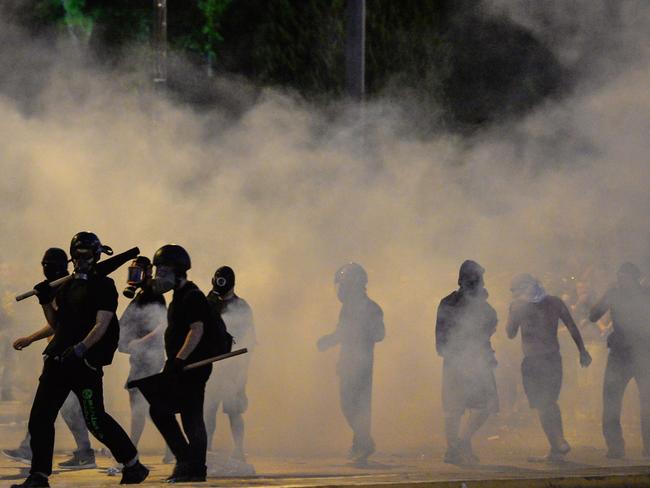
506, 273, 591, 463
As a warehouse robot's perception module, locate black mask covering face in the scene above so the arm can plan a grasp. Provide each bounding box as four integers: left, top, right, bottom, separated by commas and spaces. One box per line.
42, 263, 68, 282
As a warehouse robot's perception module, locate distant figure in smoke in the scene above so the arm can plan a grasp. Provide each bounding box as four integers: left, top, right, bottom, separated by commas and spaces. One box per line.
4, 248, 96, 471
506, 273, 592, 463
436, 260, 498, 465
589, 262, 650, 458
204, 266, 253, 461
118, 257, 171, 464
10, 233, 148, 488
318, 263, 385, 464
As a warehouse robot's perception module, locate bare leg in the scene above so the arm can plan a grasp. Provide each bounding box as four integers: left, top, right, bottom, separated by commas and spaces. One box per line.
229, 414, 245, 461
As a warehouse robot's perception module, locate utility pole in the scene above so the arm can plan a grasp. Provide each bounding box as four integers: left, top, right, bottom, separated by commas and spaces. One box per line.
345, 0, 365, 100
153, 0, 167, 87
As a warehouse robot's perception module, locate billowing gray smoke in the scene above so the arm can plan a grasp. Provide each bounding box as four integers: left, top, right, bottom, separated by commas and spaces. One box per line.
0, 0, 649, 457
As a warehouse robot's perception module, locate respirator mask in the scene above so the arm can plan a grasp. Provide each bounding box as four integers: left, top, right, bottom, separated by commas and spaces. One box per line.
151, 265, 176, 295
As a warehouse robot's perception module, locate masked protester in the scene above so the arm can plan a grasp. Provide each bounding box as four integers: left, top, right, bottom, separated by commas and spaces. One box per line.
149, 244, 215, 483
506, 273, 592, 463
589, 263, 650, 459
114, 257, 171, 470
10, 232, 148, 488
204, 266, 253, 462
435, 260, 498, 465
4, 248, 97, 471
317, 263, 385, 464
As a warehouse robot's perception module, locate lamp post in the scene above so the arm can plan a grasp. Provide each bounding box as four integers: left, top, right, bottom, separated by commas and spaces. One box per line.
153, 0, 167, 87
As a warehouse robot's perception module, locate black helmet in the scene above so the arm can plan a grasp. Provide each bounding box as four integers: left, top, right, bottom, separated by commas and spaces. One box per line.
153, 244, 191, 273
41, 248, 68, 266
212, 266, 235, 294
70, 231, 111, 262
42, 247, 69, 281
334, 262, 368, 287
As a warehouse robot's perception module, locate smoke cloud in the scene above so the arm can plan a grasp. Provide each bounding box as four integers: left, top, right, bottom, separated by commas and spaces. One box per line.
0, 0, 649, 458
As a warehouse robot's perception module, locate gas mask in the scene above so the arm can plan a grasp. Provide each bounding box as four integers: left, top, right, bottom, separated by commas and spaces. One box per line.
211, 266, 235, 298
123, 258, 152, 298
151, 266, 176, 295
71, 249, 97, 275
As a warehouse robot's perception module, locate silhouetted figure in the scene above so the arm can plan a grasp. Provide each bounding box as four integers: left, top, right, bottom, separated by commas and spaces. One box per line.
436, 260, 498, 465
11, 233, 148, 488
318, 263, 385, 464
507, 273, 591, 463
5, 248, 96, 470
148, 244, 216, 483
590, 263, 650, 458
205, 266, 254, 462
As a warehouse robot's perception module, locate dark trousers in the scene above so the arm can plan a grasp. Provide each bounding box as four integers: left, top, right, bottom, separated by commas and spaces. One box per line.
29, 359, 137, 476
602, 351, 650, 453
339, 371, 374, 452
20, 393, 91, 453
149, 370, 210, 468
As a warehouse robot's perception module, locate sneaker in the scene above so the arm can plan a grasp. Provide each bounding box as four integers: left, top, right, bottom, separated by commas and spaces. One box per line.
10, 473, 50, 488
58, 449, 96, 470
166, 462, 206, 483
120, 461, 149, 485
2, 447, 33, 465
606, 447, 625, 459
166, 462, 190, 483
458, 440, 479, 465
443, 446, 464, 465
545, 450, 568, 464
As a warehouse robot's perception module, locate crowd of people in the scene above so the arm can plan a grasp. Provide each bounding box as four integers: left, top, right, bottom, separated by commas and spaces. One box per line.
0, 230, 649, 487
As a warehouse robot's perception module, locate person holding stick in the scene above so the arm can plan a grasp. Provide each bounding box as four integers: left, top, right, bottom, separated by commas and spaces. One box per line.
11, 232, 148, 488
148, 244, 215, 483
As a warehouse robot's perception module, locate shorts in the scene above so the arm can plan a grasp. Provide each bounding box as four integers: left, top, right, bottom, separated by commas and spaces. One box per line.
522, 352, 562, 409
442, 358, 499, 414
206, 375, 249, 415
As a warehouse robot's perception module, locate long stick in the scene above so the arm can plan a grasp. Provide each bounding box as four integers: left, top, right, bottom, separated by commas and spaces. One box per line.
183, 348, 248, 371
15, 247, 140, 302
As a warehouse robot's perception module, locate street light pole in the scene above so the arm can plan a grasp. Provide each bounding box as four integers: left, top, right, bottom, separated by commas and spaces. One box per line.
345, 0, 365, 101
153, 0, 167, 87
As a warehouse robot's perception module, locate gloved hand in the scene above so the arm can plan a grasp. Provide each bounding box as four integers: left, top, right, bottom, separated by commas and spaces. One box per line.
34, 280, 54, 305
163, 357, 186, 378
59, 342, 87, 365
579, 348, 592, 368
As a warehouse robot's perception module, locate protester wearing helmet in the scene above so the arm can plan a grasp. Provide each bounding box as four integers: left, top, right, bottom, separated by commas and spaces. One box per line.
5, 248, 97, 471
506, 273, 591, 463
590, 262, 650, 458
205, 266, 254, 462
317, 263, 385, 464
10, 233, 148, 488
148, 244, 213, 483
435, 260, 498, 466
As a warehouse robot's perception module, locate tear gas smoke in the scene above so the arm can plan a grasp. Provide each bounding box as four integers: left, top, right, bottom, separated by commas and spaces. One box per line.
0, 0, 649, 457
